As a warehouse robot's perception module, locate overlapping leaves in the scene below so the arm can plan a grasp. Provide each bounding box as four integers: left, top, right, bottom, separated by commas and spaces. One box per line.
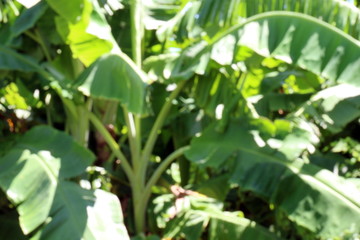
153, 194, 280, 240
186, 120, 360, 238
0, 126, 129, 239
76, 53, 150, 115
157, 0, 360, 43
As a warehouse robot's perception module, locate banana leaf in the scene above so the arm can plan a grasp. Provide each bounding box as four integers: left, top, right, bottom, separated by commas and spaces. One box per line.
185, 120, 360, 238
0, 126, 130, 239
157, 0, 360, 42
76, 53, 150, 115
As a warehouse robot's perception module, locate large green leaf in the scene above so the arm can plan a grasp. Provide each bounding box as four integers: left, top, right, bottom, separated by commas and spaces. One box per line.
149, 11, 360, 90
11, 1, 47, 37
208, 12, 360, 86
45, 0, 84, 24
162, 195, 280, 240
166, 209, 281, 240
157, 0, 360, 43
207, 211, 279, 240
76, 53, 150, 114
50, 0, 118, 66
154, 12, 360, 129
185, 121, 360, 238
0, 126, 130, 239
0, 45, 43, 72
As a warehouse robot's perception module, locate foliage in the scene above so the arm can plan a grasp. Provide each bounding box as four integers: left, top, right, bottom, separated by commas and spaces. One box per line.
1, 0, 360, 239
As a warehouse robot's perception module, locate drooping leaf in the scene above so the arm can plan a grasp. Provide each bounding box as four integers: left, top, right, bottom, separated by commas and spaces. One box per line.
76, 53, 150, 114
158, 0, 360, 43
186, 121, 360, 238
0, 126, 130, 239
164, 12, 360, 88
0, 45, 42, 72
11, 1, 47, 37
209, 12, 360, 86
163, 195, 280, 240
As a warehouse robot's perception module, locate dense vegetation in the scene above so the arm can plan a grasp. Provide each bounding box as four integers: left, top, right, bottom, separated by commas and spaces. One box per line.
1, 0, 360, 239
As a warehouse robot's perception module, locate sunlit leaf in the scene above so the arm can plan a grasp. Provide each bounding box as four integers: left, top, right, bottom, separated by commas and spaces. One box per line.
0, 126, 130, 239
186, 121, 360, 238
51, 0, 118, 66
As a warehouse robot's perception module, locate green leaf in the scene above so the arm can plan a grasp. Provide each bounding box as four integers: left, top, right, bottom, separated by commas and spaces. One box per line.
159, 0, 360, 43
0, 126, 130, 239
208, 211, 280, 240
143, 0, 187, 30
167, 12, 360, 87
11, 1, 47, 37
45, 0, 84, 24
164, 210, 207, 240
31, 187, 129, 240
1, 80, 42, 109
163, 196, 280, 240
52, 0, 118, 66
76, 53, 150, 114
195, 175, 230, 201
210, 12, 360, 86
306, 84, 360, 132
186, 121, 360, 238
0, 46, 42, 72
252, 93, 312, 117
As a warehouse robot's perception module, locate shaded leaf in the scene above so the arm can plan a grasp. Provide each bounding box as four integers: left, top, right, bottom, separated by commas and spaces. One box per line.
306, 84, 360, 132
11, 1, 47, 37
186, 121, 360, 238
0, 210, 26, 240
163, 195, 280, 240
76, 53, 149, 114
0, 46, 42, 72
208, 211, 279, 240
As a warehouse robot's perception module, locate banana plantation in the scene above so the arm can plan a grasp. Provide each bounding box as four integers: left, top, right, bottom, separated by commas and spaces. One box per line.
1, 0, 360, 239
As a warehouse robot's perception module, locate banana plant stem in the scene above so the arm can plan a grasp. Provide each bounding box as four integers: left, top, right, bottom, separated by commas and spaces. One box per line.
133, 146, 190, 235
140, 81, 187, 181
132, 81, 187, 234
88, 112, 135, 184
123, 107, 138, 168
130, 0, 143, 67
143, 146, 190, 205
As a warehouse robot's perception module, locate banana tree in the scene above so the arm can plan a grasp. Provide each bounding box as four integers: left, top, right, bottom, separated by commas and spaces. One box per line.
1, 0, 360, 239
